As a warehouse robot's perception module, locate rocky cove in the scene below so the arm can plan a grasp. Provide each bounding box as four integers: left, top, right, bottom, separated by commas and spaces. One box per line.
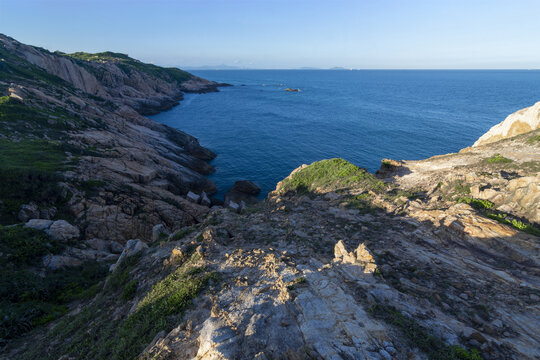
0, 34, 539, 360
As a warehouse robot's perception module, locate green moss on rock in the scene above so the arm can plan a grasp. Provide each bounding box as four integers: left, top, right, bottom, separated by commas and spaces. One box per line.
279, 158, 386, 195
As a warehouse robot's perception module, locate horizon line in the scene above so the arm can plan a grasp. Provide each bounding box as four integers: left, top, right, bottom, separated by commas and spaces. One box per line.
180, 67, 540, 71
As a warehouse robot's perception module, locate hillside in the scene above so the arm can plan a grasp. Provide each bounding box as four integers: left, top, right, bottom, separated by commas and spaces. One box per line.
0, 34, 227, 346
1, 35, 539, 360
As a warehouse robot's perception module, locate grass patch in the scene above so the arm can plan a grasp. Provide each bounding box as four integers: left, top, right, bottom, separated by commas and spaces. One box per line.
457, 197, 494, 210
0, 260, 108, 339
0, 43, 72, 88
0, 167, 66, 224
342, 193, 381, 213
23, 253, 219, 360
369, 303, 482, 360
105, 253, 142, 292
172, 227, 194, 241
527, 135, 540, 144
77, 179, 106, 197
0, 225, 63, 265
0, 139, 68, 172
487, 213, 540, 236
280, 158, 386, 195
483, 153, 513, 164
122, 280, 138, 300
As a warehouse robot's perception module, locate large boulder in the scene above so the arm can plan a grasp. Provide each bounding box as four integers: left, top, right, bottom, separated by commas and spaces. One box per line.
45, 220, 80, 241
18, 202, 40, 222
24, 219, 54, 231
152, 224, 169, 242
42, 254, 83, 270
85, 238, 124, 254
224, 180, 261, 206
110, 239, 148, 271
473, 101, 540, 147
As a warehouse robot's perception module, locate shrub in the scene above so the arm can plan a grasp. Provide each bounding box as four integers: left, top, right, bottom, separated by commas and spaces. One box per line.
483, 153, 512, 164
0, 225, 63, 265
0, 261, 108, 339
457, 197, 494, 210
122, 280, 138, 300
280, 158, 386, 195
487, 213, 540, 236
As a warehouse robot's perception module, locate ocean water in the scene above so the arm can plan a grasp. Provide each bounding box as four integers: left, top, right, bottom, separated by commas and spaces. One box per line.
151, 70, 540, 198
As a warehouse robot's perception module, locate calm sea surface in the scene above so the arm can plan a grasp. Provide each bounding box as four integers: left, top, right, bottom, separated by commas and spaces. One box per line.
151, 70, 540, 198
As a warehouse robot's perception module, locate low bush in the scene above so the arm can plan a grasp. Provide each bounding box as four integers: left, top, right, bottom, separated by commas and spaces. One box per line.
487, 213, 540, 236
483, 153, 512, 164
280, 158, 386, 195
457, 197, 494, 210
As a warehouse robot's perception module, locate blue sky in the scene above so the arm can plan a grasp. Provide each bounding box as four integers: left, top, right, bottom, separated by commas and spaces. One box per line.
1, 0, 539, 69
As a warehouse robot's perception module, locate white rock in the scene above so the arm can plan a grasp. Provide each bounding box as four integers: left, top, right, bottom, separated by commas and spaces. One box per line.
42, 254, 83, 270
228, 201, 240, 212
200, 191, 211, 207
110, 239, 148, 271
187, 191, 201, 204
24, 219, 54, 231
473, 101, 540, 147
152, 224, 169, 242
45, 220, 80, 241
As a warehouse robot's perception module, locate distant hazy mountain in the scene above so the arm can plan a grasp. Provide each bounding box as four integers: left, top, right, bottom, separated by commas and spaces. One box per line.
182, 64, 244, 70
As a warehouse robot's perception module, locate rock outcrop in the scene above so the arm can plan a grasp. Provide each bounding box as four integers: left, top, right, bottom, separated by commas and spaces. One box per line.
0, 34, 226, 242
473, 101, 540, 147
224, 180, 261, 206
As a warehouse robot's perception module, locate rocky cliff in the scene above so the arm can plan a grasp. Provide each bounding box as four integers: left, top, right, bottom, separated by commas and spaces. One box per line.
473, 101, 540, 147
0, 34, 228, 243
1, 35, 539, 360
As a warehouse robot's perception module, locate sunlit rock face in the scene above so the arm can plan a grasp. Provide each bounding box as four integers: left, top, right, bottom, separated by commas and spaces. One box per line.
473, 101, 540, 147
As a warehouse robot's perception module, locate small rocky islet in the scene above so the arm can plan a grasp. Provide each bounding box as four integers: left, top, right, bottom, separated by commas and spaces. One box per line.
0, 34, 539, 360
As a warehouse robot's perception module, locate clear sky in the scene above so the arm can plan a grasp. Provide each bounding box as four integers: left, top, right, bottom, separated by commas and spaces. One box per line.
1, 0, 539, 69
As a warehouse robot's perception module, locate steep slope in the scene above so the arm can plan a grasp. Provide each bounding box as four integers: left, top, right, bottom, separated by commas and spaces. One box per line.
1, 34, 538, 360
5, 126, 539, 359
0, 34, 224, 242
0, 35, 226, 343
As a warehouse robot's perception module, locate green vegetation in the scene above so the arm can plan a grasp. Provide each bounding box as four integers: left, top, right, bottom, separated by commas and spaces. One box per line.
0, 96, 83, 135
0, 167, 66, 224
172, 227, 194, 241
527, 135, 540, 144
438, 180, 471, 201
280, 158, 386, 195
105, 253, 142, 292
122, 280, 138, 300
0, 139, 69, 172
77, 179, 106, 197
0, 251, 108, 339
487, 213, 540, 236
457, 197, 494, 210
483, 153, 513, 164
0, 43, 71, 88
369, 303, 482, 360
0, 225, 63, 265
343, 193, 380, 213
64, 51, 193, 84
23, 252, 219, 360
287, 276, 307, 290
454, 197, 539, 236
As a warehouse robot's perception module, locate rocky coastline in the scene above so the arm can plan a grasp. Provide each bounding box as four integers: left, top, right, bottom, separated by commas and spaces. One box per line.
1, 34, 539, 360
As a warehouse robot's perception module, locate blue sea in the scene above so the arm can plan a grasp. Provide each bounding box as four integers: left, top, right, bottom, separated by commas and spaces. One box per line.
151, 70, 540, 198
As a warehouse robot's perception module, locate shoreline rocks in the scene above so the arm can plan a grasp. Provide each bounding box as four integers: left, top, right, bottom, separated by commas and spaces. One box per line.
224, 180, 261, 206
